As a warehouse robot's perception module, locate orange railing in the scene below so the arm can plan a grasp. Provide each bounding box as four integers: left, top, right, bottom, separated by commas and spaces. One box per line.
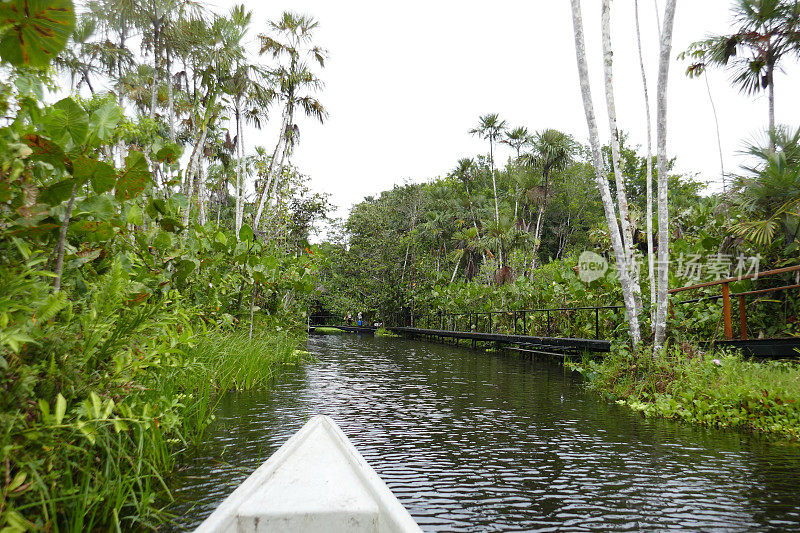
668, 264, 800, 340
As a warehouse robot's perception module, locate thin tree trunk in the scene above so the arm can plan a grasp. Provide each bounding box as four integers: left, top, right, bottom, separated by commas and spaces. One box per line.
235, 102, 244, 238
703, 72, 726, 193
768, 61, 775, 150
53, 184, 77, 292
489, 140, 500, 226
149, 22, 160, 122
450, 253, 461, 283
253, 110, 288, 230
570, 0, 641, 345
635, 0, 657, 307
198, 159, 207, 225
466, 181, 479, 231
653, 0, 677, 351
167, 49, 175, 142
182, 125, 208, 228
602, 0, 642, 316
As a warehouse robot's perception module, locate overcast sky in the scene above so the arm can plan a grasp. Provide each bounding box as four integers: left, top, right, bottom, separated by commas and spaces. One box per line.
210, 0, 800, 223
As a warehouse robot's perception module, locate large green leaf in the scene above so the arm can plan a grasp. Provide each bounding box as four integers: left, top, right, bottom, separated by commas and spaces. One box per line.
155, 142, 183, 163
173, 258, 198, 284
42, 98, 89, 147
239, 224, 254, 242
88, 101, 123, 144
0, 0, 75, 68
73, 155, 115, 192
76, 195, 114, 221
22, 134, 69, 169
40, 179, 74, 205
70, 219, 114, 241
116, 151, 150, 201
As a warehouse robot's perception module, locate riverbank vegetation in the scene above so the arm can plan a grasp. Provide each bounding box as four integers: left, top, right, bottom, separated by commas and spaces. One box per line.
571, 346, 800, 440
0, 0, 329, 529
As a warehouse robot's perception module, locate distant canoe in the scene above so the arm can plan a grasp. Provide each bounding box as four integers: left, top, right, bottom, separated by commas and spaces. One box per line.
196, 415, 423, 533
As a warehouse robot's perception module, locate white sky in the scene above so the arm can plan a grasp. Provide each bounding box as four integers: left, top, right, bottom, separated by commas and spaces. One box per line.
213, 0, 799, 223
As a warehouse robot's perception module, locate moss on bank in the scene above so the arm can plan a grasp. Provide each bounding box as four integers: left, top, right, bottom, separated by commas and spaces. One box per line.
570, 345, 800, 441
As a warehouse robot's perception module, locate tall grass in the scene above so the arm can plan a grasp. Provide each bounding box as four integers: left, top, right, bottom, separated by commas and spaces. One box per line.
184, 329, 305, 392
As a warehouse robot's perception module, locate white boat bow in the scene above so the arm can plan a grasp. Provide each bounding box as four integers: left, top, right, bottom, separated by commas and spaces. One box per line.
195, 415, 423, 533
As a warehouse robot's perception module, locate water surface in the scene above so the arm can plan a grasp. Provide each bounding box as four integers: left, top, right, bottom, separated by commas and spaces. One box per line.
169, 334, 800, 531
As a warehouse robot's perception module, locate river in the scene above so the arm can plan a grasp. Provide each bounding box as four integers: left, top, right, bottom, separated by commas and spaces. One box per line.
169, 333, 800, 531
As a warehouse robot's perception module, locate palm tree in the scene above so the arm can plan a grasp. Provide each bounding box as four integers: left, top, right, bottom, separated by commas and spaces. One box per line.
680, 0, 800, 144
522, 129, 575, 272
502, 126, 529, 159
215, 5, 272, 238
731, 126, 800, 244
54, 14, 101, 94
470, 113, 506, 227
253, 11, 327, 231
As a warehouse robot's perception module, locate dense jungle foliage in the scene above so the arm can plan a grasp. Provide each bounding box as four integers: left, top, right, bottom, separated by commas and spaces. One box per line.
317, 129, 800, 341
0, 0, 329, 529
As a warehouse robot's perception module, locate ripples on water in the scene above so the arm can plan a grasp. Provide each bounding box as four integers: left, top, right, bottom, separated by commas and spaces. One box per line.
168, 334, 800, 532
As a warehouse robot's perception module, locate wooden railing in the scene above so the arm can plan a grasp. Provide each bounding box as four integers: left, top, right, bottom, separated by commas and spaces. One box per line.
668, 264, 800, 340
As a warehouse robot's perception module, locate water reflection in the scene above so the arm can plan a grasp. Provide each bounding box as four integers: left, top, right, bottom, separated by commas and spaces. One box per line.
168, 335, 800, 532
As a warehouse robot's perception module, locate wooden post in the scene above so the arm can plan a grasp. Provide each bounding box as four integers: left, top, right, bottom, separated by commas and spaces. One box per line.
722, 282, 733, 340
739, 295, 747, 340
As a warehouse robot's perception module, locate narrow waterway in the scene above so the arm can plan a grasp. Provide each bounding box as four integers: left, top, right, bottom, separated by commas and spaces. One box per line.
169, 334, 800, 532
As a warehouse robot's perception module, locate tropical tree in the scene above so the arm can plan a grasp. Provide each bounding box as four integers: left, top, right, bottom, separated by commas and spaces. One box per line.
252, 11, 327, 231
731, 126, 800, 245
503, 126, 529, 159
522, 129, 575, 272
679, 0, 800, 143
470, 113, 506, 229
216, 5, 272, 237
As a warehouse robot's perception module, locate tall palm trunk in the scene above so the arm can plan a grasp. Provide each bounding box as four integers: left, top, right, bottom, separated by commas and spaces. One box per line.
489, 140, 499, 226
253, 109, 288, 230
529, 166, 550, 274
198, 159, 207, 225
149, 17, 161, 122
653, 0, 677, 350
182, 123, 209, 228
570, 0, 641, 345
767, 58, 775, 150
268, 106, 294, 204
602, 0, 642, 316
235, 101, 245, 238
167, 48, 175, 142
635, 0, 656, 307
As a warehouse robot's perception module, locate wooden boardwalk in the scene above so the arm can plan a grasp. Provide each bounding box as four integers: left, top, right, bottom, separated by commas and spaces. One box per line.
387, 326, 610, 355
